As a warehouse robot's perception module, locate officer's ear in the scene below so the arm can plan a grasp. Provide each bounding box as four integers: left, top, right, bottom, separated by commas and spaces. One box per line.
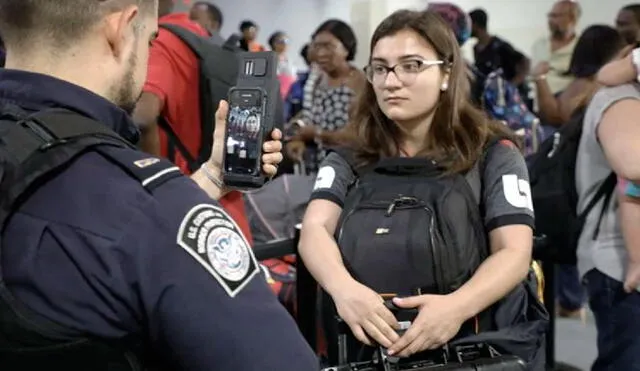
103, 5, 140, 62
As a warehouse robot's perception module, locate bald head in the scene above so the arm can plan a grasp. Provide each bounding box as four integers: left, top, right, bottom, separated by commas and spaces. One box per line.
548, 0, 581, 39
556, 0, 581, 19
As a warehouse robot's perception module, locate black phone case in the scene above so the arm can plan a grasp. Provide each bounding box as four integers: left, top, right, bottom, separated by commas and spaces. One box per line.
223, 51, 279, 189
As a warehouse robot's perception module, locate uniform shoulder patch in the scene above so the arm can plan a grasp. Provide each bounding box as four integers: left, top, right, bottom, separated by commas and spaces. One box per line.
177, 204, 259, 297
94, 146, 181, 191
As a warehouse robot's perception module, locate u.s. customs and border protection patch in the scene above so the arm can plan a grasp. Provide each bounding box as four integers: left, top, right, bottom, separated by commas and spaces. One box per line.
177, 204, 259, 297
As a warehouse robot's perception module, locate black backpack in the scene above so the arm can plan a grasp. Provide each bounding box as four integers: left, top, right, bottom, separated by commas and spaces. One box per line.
0, 106, 180, 370
157, 24, 241, 173
335, 155, 488, 298
527, 108, 616, 264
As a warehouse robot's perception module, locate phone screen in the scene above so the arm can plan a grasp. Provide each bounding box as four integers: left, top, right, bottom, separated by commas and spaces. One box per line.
225, 89, 264, 176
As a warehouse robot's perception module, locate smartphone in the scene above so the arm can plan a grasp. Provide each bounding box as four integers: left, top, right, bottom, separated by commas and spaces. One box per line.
223, 87, 265, 180
223, 51, 280, 189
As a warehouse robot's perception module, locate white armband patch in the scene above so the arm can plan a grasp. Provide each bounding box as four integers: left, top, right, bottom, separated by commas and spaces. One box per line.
502, 174, 534, 212
177, 204, 259, 298
313, 166, 336, 190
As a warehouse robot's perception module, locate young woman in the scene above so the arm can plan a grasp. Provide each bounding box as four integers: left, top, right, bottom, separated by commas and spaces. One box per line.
299, 9, 536, 361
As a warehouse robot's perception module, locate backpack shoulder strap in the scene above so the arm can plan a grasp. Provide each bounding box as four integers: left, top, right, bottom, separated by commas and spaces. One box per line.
157, 24, 211, 173
579, 172, 617, 240
223, 34, 242, 52
1, 108, 134, 229
326, 146, 381, 182
159, 23, 208, 60
0, 108, 136, 342
469, 136, 515, 213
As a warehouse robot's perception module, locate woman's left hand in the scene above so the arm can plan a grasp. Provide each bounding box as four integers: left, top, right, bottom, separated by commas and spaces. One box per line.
387, 295, 467, 357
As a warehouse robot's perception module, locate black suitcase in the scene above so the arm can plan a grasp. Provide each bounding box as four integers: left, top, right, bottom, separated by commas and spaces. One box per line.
321, 301, 527, 371
322, 344, 526, 371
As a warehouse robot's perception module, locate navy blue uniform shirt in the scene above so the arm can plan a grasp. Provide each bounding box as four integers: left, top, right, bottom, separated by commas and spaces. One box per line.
0, 70, 318, 370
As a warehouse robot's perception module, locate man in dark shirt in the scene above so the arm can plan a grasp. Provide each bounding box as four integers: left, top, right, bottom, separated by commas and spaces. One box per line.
0, 1, 318, 370
469, 8, 516, 76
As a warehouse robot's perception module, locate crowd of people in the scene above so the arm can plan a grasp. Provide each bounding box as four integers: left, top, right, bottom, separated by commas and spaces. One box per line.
1, 0, 640, 370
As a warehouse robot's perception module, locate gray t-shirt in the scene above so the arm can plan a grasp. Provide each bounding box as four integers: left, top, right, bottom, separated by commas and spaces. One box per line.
576, 84, 640, 282
310, 141, 535, 232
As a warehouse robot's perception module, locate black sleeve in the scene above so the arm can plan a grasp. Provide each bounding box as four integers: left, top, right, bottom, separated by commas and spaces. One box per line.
309, 152, 356, 208
482, 140, 535, 232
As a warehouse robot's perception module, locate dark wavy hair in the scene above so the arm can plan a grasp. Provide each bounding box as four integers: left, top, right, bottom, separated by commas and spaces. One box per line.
566, 25, 624, 78
313, 19, 357, 61
268, 31, 286, 49
343, 10, 514, 174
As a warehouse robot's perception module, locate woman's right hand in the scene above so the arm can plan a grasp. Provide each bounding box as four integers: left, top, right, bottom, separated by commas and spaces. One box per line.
331, 279, 401, 348
297, 125, 318, 142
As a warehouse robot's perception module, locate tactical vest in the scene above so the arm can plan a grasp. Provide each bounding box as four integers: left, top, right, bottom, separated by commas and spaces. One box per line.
0, 105, 181, 370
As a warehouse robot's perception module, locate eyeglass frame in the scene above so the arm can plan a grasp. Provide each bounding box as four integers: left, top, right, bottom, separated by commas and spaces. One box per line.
363, 59, 449, 86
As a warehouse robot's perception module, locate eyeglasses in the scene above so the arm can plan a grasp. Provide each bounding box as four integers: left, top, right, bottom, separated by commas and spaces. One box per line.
364, 59, 446, 86
310, 41, 339, 53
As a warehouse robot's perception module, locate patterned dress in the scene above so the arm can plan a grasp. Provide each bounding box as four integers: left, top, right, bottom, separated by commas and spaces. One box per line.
299, 67, 355, 173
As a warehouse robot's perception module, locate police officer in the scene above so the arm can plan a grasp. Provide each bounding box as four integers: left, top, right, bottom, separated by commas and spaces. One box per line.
0, 1, 318, 370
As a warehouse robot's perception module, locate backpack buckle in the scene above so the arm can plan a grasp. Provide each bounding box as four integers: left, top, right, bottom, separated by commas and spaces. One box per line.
18, 117, 70, 151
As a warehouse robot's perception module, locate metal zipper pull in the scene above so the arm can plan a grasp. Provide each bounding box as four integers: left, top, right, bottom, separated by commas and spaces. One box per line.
547, 132, 561, 158
386, 202, 396, 216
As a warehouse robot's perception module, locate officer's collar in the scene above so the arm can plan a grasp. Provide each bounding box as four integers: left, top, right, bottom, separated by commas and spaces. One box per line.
0, 69, 140, 143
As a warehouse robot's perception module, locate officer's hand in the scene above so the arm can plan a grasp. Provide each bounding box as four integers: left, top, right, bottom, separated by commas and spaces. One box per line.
211, 100, 283, 177
331, 279, 400, 348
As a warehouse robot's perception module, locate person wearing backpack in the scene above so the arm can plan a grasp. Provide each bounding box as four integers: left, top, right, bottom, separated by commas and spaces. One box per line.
528, 25, 626, 321
133, 0, 254, 249
559, 44, 640, 370
299, 9, 546, 368
565, 53, 640, 371
0, 0, 318, 370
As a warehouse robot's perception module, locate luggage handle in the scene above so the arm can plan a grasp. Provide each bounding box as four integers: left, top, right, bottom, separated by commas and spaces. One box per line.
383, 299, 419, 321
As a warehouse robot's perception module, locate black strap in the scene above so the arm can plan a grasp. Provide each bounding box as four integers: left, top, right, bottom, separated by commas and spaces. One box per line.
158, 23, 219, 173
0, 108, 132, 340
581, 172, 617, 240
1, 108, 132, 236
156, 116, 198, 173
223, 34, 242, 51
159, 23, 208, 60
